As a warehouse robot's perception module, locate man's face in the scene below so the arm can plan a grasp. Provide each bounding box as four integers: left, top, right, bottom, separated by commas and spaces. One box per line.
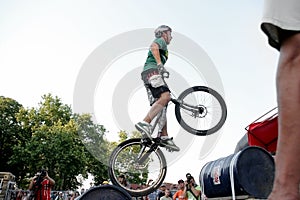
165, 189, 171, 196
179, 182, 185, 189
162, 31, 172, 45
118, 177, 124, 182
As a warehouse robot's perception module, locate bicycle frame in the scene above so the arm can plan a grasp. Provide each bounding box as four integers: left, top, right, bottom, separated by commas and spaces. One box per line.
147, 75, 205, 135
135, 138, 161, 165
148, 94, 207, 138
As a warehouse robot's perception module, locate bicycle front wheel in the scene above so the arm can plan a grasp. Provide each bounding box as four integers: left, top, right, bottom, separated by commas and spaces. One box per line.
108, 138, 167, 197
175, 86, 227, 136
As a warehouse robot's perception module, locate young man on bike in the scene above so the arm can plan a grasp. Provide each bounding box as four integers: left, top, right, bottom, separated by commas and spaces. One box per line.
135, 25, 180, 152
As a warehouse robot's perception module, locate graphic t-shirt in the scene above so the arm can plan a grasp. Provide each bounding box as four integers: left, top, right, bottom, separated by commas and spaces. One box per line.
173, 189, 188, 200
34, 179, 52, 200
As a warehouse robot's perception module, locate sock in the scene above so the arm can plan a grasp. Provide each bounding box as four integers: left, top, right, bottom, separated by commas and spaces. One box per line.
143, 121, 150, 125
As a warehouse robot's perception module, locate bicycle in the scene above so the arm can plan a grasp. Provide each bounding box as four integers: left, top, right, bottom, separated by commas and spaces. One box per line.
108, 73, 227, 197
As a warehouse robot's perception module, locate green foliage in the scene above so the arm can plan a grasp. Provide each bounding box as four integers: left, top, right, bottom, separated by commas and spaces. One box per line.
74, 113, 111, 186
118, 130, 129, 142
3, 94, 109, 190
0, 96, 26, 179
1, 94, 144, 190
113, 130, 149, 186
118, 130, 142, 142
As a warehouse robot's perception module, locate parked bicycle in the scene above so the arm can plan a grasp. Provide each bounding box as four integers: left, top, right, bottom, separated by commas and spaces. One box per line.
108, 79, 227, 197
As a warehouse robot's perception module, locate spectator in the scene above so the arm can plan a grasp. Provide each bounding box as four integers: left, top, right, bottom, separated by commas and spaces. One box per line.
172, 180, 187, 200
16, 189, 23, 200
156, 184, 166, 200
118, 174, 130, 188
160, 189, 172, 200
147, 180, 158, 200
185, 173, 201, 200
54, 192, 63, 200
29, 169, 55, 200
148, 190, 158, 200
70, 191, 80, 200
51, 191, 58, 200
67, 191, 73, 200
22, 191, 29, 200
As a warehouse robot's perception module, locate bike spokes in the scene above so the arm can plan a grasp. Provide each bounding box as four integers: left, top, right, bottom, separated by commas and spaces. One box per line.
175, 86, 227, 136
109, 139, 167, 197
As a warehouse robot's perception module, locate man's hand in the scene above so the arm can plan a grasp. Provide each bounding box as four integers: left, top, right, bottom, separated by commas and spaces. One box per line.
31, 173, 39, 180
157, 63, 169, 78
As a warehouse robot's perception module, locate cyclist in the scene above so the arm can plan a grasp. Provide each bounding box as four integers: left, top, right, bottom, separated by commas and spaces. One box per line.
135, 25, 180, 151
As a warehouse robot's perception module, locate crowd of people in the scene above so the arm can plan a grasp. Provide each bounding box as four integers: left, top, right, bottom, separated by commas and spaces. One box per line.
10, 171, 202, 200
118, 173, 204, 200
149, 173, 202, 200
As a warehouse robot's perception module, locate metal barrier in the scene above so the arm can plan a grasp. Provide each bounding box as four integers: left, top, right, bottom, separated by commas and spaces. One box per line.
0, 172, 16, 200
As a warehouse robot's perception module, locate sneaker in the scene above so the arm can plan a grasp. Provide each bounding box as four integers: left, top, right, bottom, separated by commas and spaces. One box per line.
135, 122, 152, 139
160, 137, 180, 152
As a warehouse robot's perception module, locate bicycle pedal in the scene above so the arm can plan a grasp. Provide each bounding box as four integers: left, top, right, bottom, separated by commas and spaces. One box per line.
165, 147, 174, 152
159, 143, 173, 151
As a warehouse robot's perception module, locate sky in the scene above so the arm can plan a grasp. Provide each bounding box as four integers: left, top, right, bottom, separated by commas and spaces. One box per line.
0, 0, 279, 185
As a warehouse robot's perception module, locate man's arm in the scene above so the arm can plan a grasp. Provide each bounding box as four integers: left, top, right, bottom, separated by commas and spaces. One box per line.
150, 42, 162, 65
45, 174, 55, 186
28, 175, 38, 190
190, 185, 201, 197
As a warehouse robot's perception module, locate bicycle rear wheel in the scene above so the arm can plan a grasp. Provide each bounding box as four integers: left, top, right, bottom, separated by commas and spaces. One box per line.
175, 86, 227, 136
108, 138, 167, 197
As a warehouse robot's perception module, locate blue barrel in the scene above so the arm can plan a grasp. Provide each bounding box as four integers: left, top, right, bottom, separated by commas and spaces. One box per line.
77, 185, 132, 200
199, 146, 274, 198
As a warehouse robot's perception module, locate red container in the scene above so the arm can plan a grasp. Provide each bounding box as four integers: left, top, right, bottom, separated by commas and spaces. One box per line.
245, 107, 278, 154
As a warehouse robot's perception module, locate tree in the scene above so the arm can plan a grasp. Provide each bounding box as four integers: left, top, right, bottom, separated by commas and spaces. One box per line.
0, 96, 26, 179
9, 94, 108, 189
111, 130, 148, 186
1, 94, 126, 190
74, 113, 110, 186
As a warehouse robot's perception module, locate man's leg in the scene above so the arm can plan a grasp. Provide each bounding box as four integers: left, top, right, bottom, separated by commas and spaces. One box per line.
157, 107, 168, 137
143, 92, 170, 123
268, 33, 300, 200
135, 92, 170, 138
160, 123, 168, 137
159, 120, 180, 151
136, 90, 179, 151
155, 107, 179, 151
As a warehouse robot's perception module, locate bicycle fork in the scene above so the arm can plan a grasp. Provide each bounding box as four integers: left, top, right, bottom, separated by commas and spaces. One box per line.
171, 98, 207, 118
